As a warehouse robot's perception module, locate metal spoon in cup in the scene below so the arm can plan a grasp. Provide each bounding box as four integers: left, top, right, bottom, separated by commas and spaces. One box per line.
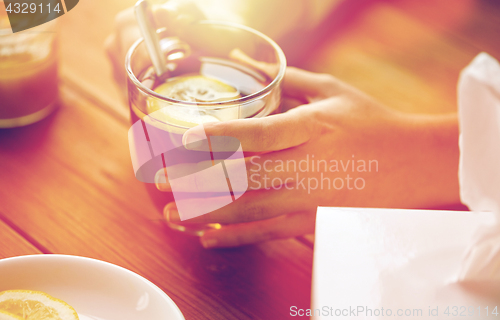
133, 2, 245, 121
134, 0, 168, 78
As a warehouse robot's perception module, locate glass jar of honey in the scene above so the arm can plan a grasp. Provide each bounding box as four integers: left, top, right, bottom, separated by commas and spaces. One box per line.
0, 8, 58, 128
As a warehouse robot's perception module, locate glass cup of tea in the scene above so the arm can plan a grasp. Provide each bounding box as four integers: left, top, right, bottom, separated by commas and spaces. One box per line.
0, 10, 59, 128
126, 21, 286, 236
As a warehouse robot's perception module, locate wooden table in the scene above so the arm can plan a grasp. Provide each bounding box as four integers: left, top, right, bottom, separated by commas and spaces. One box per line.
0, 0, 498, 319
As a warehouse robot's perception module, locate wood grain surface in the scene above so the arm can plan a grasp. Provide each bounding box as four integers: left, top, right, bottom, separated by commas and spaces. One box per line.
0, 81, 313, 319
1, 0, 499, 319
0, 220, 41, 258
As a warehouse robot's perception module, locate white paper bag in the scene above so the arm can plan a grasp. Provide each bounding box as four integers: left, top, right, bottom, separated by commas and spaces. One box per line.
457, 52, 500, 282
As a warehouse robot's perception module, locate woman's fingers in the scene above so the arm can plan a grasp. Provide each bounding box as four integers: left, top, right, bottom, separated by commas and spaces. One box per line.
106, 7, 141, 83
104, 34, 123, 85
154, 146, 304, 192
105, 2, 204, 84
182, 95, 343, 153
154, 1, 205, 32
282, 67, 345, 102
182, 107, 315, 152
199, 210, 316, 248
180, 69, 348, 153
163, 187, 315, 224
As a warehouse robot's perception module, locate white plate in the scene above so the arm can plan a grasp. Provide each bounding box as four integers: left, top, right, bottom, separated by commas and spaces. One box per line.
0, 254, 185, 320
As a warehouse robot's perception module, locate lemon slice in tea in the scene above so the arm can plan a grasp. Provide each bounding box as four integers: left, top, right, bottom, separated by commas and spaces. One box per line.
0, 290, 79, 320
154, 75, 241, 103
146, 75, 241, 130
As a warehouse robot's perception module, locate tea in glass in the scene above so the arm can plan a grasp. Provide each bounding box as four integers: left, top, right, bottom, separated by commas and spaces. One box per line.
126, 21, 286, 235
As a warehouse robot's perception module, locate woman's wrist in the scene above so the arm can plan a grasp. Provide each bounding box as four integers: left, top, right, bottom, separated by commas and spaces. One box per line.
401, 112, 461, 208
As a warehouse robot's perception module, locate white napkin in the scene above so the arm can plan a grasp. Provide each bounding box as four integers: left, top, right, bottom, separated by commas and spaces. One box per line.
456, 52, 500, 282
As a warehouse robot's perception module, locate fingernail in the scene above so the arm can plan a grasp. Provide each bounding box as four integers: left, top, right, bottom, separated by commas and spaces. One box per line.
183, 134, 205, 150
164, 207, 180, 222
154, 170, 170, 190
182, 128, 206, 150
201, 238, 218, 249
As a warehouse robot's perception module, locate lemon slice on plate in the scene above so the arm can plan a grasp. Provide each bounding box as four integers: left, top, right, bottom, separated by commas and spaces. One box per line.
0, 290, 79, 320
0, 310, 22, 320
